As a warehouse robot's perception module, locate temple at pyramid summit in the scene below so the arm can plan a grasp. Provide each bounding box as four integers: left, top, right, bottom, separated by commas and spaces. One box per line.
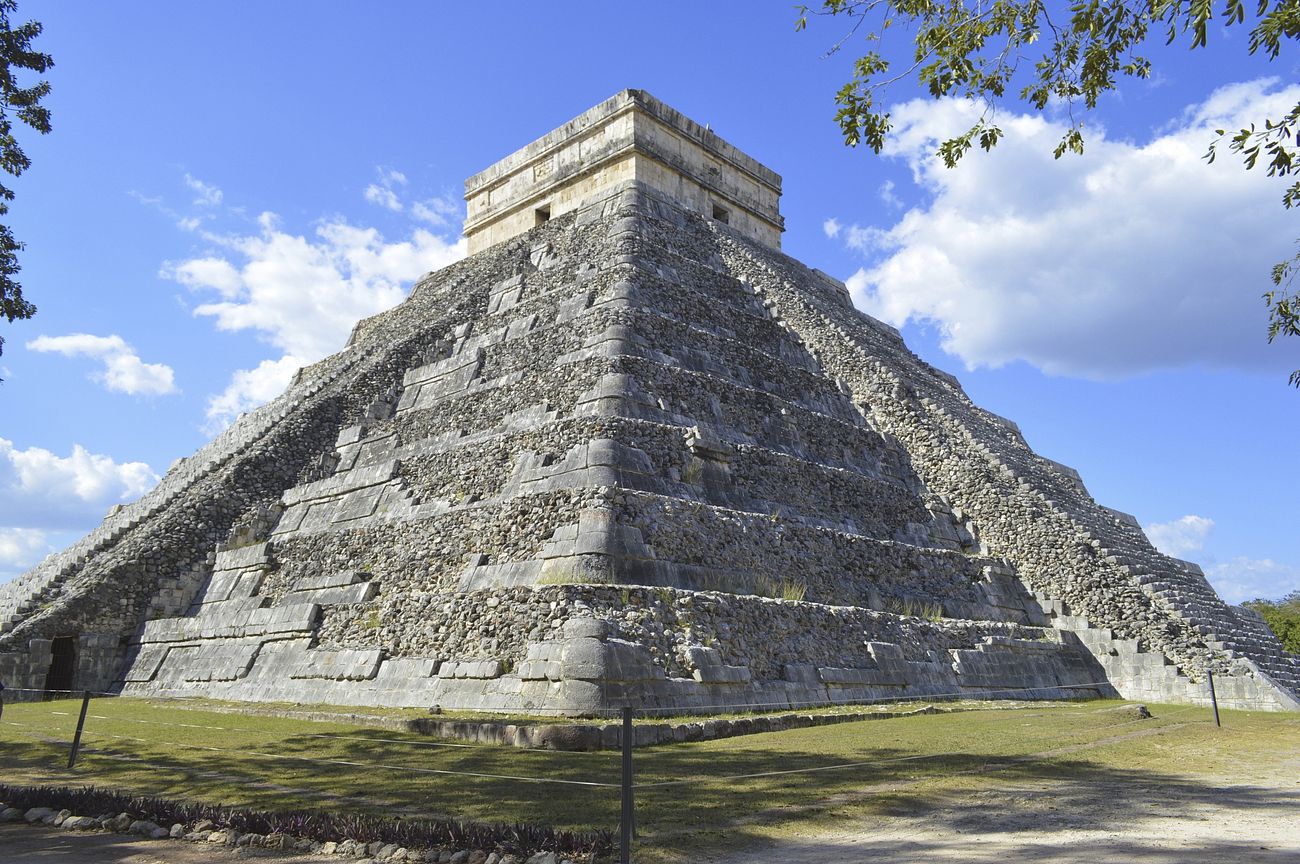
1, 89, 1297, 713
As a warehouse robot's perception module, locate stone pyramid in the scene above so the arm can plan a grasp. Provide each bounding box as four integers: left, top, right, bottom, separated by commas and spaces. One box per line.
2, 90, 1296, 714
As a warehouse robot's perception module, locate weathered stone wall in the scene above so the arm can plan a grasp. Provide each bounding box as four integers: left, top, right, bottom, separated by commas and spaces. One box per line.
700, 201, 1300, 704
464, 89, 783, 253
6, 172, 1295, 714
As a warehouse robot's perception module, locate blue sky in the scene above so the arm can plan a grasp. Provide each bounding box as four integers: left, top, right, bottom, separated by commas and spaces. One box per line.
1, 2, 1296, 603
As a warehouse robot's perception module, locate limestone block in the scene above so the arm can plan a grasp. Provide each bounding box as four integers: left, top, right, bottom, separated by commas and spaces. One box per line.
517, 660, 548, 680
329, 488, 384, 524
271, 505, 308, 535
335, 425, 364, 447
292, 571, 367, 592
558, 637, 609, 680
282, 460, 399, 507
402, 349, 483, 389
213, 543, 271, 572
692, 664, 751, 684
281, 581, 378, 606
686, 645, 722, 669
587, 439, 655, 474
438, 659, 505, 680
783, 664, 819, 684
138, 617, 192, 643
200, 569, 263, 604
518, 657, 565, 682
458, 559, 543, 591
555, 291, 594, 324
375, 657, 440, 680
182, 642, 261, 682
818, 666, 904, 686
290, 649, 383, 681
1100, 506, 1142, 530
866, 642, 906, 663
498, 401, 557, 433
562, 617, 610, 641
505, 313, 537, 340
487, 277, 523, 313
525, 642, 559, 662
123, 645, 171, 682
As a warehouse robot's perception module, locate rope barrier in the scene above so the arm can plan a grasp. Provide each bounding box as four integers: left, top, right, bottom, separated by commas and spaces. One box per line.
34, 705, 613, 757
57, 711, 615, 757
0, 698, 1215, 825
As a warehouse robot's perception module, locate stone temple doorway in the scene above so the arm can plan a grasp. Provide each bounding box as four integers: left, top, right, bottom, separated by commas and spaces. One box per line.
43, 636, 76, 695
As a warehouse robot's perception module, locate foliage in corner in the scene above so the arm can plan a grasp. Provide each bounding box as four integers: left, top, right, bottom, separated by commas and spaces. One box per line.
1245, 591, 1300, 654
0, 0, 51, 360
796, 0, 1300, 386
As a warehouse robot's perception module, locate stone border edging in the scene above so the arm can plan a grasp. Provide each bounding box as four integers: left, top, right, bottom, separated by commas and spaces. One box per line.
0, 795, 593, 864
157, 699, 1062, 750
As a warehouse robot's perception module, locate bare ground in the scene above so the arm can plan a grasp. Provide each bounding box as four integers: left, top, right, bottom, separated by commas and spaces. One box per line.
703, 736, 1300, 863
0, 824, 338, 864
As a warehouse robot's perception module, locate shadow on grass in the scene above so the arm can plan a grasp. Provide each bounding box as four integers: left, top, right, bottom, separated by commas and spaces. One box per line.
704, 836, 1294, 864
3, 709, 1297, 862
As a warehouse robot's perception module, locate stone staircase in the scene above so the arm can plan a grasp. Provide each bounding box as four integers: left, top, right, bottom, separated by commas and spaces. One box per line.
0, 347, 376, 644
946, 406, 1300, 702
1033, 592, 1207, 704
0, 517, 141, 636
1092, 540, 1300, 697
1034, 591, 1300, 710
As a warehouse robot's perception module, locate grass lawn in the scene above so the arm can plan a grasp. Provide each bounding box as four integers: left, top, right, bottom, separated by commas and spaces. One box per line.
2, 695, 1297, 862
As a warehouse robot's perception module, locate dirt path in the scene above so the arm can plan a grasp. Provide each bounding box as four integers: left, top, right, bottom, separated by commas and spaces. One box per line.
706, 765, 1300, 863
0, 824, 335, 864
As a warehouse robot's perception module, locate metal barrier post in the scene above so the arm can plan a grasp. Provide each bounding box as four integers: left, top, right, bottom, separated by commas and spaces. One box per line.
1207, 669, 1221, 728
67, 690, 91, 768
620, 706, 634, 864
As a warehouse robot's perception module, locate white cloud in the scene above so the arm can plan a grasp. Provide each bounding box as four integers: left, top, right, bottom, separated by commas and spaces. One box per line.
843, 223, 885, 251
0, 437, 158, 530
841, 78, 1300, 378
364, 167, 409, 212
168, 211, 466, 427
1141, 515, 1298, 604
0, 527, 51, 572
878, 179, 903, 209
26, 333, 178, 396
184, 173, 223, 207
822, 217, 842, 239
411, 195, 459, 227
1144, 514, 1215, 559
203, 355, 304, 432
165, 257, 242, 298
364, 183, 403, 212
1205, 557, 1300, 605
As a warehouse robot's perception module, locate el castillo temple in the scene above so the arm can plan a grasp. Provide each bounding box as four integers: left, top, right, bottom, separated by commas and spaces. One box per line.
1, 90, 1296, 714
